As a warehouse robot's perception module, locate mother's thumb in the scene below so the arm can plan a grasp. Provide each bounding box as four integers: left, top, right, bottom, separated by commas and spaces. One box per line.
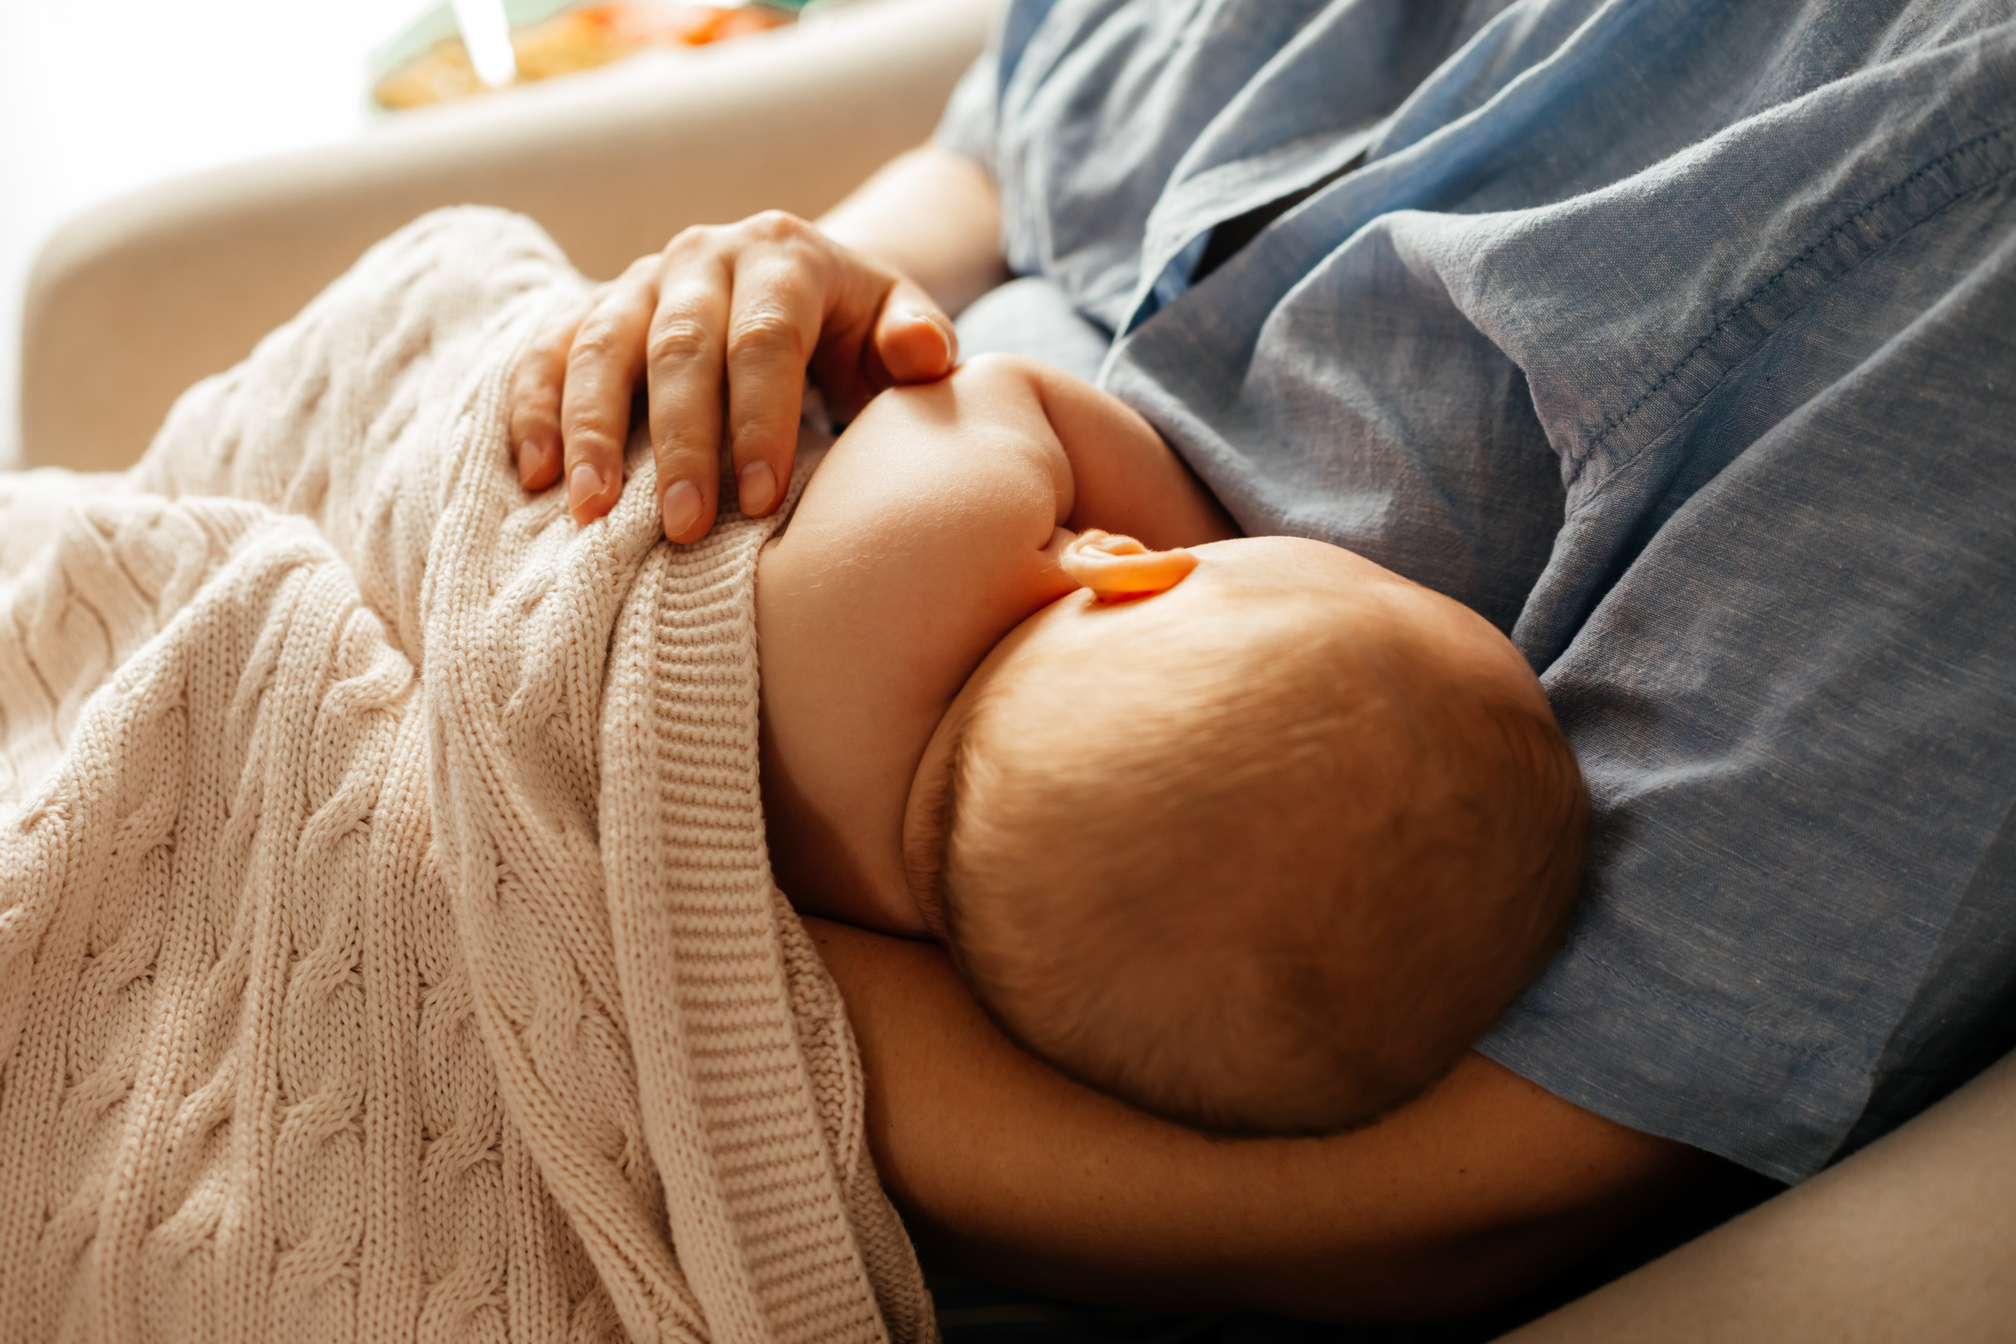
872, 285, 958, 384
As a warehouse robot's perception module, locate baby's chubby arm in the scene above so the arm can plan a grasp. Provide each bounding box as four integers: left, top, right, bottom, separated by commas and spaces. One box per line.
757, 354, 1233, 933
781, 351, 1233, 558
1011, 357, 1239, 549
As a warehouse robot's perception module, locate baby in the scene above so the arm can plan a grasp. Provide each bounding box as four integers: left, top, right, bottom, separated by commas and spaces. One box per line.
756, 355, 1588, 1135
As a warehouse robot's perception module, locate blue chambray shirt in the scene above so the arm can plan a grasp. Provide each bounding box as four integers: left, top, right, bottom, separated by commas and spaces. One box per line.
938, 0, 2016, 1183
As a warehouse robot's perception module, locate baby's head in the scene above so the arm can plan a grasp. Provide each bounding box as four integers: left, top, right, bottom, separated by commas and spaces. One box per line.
904, 533, 1587, 1135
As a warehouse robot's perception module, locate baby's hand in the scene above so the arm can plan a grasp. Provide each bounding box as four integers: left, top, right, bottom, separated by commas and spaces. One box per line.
1060, 530, 1200, 602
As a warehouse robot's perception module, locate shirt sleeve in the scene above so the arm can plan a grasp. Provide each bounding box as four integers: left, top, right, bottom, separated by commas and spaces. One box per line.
1081, 0, 2016, 1182
1474, 173, 2016, 1182
933, 50, 1001, 178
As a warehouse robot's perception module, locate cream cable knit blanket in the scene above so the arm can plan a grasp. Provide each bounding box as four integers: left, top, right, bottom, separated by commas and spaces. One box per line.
0, 209, 931, 1344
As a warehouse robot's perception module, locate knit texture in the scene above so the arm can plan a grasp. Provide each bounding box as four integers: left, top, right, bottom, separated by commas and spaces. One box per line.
0, 208, 932, 1344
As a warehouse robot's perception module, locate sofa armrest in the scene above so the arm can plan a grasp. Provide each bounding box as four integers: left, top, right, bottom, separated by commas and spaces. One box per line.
21, 0, 999, 472
1503, 1047, 2016, 1343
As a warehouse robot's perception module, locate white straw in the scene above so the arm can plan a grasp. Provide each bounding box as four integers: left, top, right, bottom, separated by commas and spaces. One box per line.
451, 0, 519, 87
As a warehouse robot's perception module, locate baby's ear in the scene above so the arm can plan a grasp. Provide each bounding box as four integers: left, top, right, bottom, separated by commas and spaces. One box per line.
1061, 530, 1199, 602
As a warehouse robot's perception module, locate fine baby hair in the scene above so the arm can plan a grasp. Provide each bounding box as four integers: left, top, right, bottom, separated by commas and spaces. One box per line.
921, 533, 1589, 1136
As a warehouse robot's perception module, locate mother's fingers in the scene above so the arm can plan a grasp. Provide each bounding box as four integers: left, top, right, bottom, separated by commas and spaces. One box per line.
721, 242, 835, 520
559, 257, 658, 524
510, 211, 963, 543
809, 268, 957, 423
646, 243, 734, 543
873, 276, 959, 386
508, 289, 596, 491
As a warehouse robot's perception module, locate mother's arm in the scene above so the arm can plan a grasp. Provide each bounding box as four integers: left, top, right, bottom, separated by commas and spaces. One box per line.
808, 917, 1715, 1323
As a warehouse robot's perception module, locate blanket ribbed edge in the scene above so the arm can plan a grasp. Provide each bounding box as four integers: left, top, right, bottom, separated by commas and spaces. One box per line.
604, 456, 930, 1344
414, 217, 934, 1344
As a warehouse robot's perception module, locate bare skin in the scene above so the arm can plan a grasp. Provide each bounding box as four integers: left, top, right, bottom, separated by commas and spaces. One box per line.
505, 139, 1715, 1321
810, 918, 1714, 1323
757, 353, 1235, 935
507, 145, 1006, 539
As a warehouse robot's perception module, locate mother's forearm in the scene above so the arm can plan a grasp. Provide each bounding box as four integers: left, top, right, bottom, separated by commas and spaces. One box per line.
818, 145, 1009, 317
807, 918, 1712, 1323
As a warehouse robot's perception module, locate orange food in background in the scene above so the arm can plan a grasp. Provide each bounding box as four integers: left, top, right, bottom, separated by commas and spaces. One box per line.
374, 3, 794, 110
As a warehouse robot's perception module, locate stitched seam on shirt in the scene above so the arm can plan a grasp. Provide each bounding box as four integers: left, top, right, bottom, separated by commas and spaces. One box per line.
1577, 121, 2016, 485
1563, 945, 1846, 1066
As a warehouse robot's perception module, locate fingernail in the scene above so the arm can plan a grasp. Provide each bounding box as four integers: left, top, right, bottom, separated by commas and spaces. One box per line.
517, 439, 550, 489
912, 312, 955, 369
662, 478, 702, 539
890, 310, 954, 378
568, 462, 605, 515
738, 460, 778, 516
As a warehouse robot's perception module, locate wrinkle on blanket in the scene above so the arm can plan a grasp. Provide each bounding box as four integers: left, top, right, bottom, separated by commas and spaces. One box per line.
0, 207, 932, 1344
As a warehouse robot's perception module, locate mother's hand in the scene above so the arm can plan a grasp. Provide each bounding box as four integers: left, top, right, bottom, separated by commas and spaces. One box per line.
508, 211, 958, 541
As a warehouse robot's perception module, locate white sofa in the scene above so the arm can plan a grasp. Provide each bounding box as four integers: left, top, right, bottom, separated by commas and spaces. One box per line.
16, 1, 2016, 1336
19, 0, 998, 473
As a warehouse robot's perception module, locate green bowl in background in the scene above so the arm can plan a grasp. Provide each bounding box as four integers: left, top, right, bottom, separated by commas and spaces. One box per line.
366, 0, 814, 111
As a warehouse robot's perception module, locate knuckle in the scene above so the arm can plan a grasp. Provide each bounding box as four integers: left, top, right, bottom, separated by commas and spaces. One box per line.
527, 314, 579, 363
726, 311, 802, 364
664, 224, 714, 258
656, 441, 718, 476
727, 417, 790, 458
559, 415, 626, 458
646, 318, 714, 366
510, 397, 558, 434
569, 315, 630, 361
744, 209, 807, 243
